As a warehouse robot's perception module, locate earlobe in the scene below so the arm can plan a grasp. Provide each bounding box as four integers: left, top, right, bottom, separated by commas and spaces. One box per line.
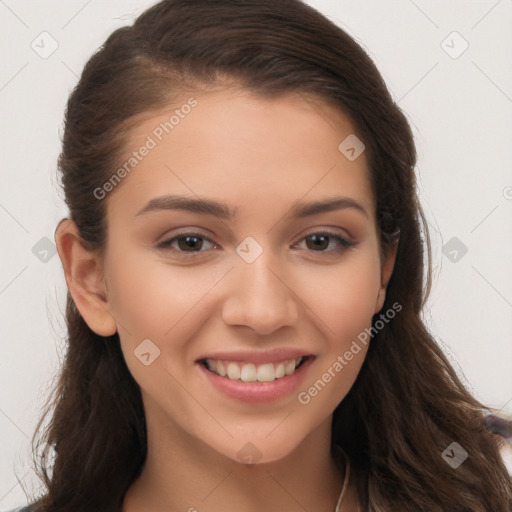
54, 219, 117, 337
374, 237, 399, 314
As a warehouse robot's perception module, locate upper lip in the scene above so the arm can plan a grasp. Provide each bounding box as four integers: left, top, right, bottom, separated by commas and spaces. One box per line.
196, 348, 314, 364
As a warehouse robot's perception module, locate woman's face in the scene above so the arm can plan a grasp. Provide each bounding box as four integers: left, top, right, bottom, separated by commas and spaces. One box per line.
98, 88, 395, 464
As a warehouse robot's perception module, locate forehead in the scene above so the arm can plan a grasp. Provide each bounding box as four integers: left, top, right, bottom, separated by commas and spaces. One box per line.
106, 88, 374, 222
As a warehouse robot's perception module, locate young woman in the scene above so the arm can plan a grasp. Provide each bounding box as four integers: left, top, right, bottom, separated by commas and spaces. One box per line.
12, 1, 512, 511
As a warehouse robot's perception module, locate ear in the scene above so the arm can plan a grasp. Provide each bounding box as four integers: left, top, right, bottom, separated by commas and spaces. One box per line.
54, 218, 117, 336
374, 235, 399, 314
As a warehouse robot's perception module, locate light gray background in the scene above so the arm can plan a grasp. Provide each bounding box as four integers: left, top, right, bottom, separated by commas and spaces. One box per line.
1, 0, 511, 508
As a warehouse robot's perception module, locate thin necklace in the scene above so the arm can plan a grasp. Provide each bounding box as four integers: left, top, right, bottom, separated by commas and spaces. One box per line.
333, 451, 349, 512
333, 448, 360, 512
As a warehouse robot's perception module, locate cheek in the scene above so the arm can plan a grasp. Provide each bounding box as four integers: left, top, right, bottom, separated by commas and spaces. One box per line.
106, 232, 381, 348
104, 247, 232, 385
308, 250, 382, 342
295, 256, 379, 412
105, 244, 218, 332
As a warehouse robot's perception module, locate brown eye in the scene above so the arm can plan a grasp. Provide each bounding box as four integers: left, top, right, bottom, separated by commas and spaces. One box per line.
157, 232, 216, 255
305, 234, 329, 251
177, 235, 204, 252
298, 232, 355, 253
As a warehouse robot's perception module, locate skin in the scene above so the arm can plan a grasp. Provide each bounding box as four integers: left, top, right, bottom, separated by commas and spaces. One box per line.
55, 88, 397, 512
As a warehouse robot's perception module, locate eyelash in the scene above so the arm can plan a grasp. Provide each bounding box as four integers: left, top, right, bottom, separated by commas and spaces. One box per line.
156, 230, 355, 257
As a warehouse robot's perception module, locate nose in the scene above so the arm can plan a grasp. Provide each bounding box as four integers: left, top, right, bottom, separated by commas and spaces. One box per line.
221, 252, 299, 336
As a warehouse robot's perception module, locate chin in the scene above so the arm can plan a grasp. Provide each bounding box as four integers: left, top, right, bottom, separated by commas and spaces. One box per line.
208, 432, 308, 467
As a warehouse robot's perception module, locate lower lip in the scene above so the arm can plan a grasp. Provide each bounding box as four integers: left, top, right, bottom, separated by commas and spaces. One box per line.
196, 357, 315, 403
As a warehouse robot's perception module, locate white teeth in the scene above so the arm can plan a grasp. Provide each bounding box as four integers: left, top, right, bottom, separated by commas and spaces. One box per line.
226, 362, 241, 380
240, 363, 257, 382
274, 363, 285, 379
256, 363, 275, 382
204, 357, 305, 382
216, 360, 226, 377
284, 360, 296, 375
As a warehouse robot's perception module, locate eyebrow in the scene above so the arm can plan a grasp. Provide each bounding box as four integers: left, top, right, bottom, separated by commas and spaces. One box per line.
135, 194, 369, 219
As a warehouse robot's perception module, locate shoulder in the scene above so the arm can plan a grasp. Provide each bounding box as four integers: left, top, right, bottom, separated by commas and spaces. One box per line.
3, 507, 32, 512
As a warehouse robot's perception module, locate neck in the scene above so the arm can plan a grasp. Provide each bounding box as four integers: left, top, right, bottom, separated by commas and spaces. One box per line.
123, 404, 344, 512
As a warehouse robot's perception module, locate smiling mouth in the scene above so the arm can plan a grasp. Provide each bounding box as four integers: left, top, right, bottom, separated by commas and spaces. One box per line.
200, 357, 309, 383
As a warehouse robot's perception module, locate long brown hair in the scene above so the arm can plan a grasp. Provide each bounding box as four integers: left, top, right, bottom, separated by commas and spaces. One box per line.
24, 1, 511, 510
